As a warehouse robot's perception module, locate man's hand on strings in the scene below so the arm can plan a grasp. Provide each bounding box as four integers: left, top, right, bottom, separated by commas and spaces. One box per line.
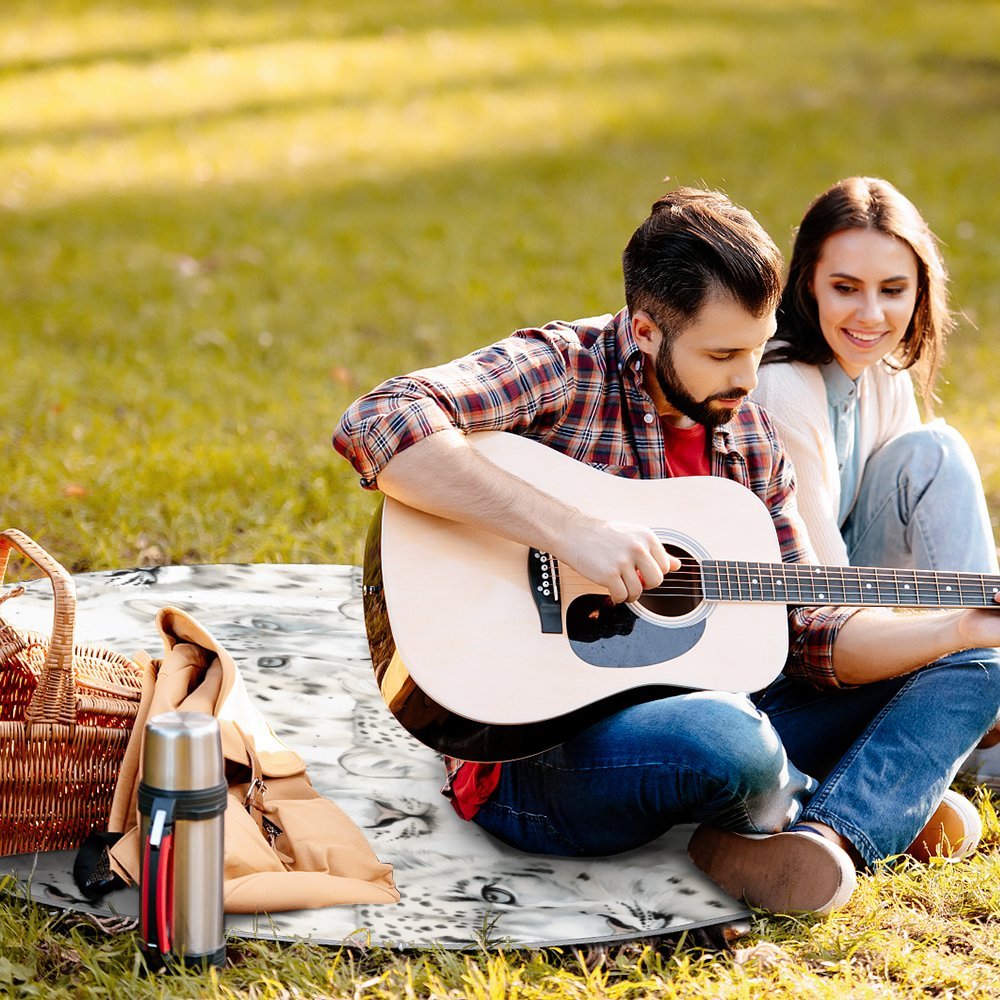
555, 517, 681, 604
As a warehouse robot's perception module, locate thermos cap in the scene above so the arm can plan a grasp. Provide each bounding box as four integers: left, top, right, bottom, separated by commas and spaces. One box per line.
142, 711, 225, 791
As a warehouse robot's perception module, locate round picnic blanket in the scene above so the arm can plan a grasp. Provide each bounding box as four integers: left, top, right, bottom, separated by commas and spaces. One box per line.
2, 563, 750, 949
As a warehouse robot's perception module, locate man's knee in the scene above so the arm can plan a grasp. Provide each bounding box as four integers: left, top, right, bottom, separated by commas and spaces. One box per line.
620, 691, 776, 763
919, 648, 1000, 733
670, 692, 809, 832
671, 691, 789, 792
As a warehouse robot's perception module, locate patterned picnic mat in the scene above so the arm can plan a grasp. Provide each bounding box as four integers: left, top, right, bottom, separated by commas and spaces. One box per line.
0, 563, 747, 949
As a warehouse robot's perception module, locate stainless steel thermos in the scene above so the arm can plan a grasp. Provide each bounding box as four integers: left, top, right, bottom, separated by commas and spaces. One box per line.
139, 711, 227, 970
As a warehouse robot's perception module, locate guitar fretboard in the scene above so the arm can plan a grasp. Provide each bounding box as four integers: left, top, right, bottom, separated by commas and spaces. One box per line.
701, 561, 1000, 609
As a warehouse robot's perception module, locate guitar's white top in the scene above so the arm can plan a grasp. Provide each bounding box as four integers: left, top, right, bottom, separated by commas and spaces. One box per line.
380, 432, 788, 725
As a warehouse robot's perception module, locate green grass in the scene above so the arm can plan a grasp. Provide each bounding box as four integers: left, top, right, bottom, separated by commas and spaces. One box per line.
3, 0, 1000, 572
3, 791, 1000, 997
3, 0, 1000, 995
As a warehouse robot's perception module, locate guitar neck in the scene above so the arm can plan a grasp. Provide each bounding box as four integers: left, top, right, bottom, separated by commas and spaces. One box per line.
702, 561, 1000, 609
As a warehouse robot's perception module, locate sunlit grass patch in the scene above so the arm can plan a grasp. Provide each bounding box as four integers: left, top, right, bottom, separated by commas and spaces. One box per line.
3, 1, 1000, 994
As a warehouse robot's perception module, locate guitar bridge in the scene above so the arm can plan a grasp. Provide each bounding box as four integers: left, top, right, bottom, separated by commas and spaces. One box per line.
528, 549, 563, 633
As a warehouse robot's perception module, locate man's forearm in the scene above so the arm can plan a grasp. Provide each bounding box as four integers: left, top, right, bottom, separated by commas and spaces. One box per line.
832, 607, 989, 684
375, 429, 676, 604
376, 428, 578, 553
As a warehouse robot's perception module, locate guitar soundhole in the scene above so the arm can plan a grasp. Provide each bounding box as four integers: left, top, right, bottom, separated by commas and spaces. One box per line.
636, 543, 703, 618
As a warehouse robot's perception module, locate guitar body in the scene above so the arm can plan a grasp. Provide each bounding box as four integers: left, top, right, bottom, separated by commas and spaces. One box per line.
363, 431, 789, 761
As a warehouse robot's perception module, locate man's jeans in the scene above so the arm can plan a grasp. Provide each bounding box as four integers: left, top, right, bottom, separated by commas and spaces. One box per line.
475, 424, 1000, 866
473, 690, 815, 857
756, 648, 1000, 865
475, 649, 1000, 868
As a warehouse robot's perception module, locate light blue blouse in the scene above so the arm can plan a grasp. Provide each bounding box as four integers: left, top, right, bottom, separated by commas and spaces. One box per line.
820, 360, 864, 527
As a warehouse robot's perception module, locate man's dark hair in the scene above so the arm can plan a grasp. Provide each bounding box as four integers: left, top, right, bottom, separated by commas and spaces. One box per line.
622, 187, 783, 341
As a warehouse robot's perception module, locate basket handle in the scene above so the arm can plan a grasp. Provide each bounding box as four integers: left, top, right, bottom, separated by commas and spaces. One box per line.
0, 528, 78, 728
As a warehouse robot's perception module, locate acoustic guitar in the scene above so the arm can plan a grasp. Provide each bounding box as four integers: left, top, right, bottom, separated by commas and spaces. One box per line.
361, 431, 1000, 762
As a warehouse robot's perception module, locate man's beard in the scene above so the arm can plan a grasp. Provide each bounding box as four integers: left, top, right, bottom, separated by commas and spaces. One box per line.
654, 339, 748, 429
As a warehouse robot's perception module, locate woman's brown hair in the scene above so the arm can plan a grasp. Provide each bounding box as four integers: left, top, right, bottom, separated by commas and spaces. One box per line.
764, 177, 953, 409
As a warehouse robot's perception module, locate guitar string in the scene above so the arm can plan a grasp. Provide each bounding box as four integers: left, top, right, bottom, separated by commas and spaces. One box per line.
554, 583, 999, 606
643, 572, 1000, 600
554, 565, 1000, 605
547, 560, 1000, 587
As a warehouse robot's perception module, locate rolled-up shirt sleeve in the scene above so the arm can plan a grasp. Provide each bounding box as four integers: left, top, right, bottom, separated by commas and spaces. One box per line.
333, 331, 573, 488
785, 605, 858, 688
333, 390, 457, 488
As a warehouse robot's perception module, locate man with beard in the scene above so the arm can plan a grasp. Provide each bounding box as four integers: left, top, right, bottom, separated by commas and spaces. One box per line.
333, 188, 1000, 915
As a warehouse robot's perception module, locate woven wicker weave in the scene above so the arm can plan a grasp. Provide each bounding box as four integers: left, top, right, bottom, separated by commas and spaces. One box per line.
0, 528, 143, 856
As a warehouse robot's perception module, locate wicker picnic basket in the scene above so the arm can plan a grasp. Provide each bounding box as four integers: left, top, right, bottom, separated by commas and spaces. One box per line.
0, 528, 144, 856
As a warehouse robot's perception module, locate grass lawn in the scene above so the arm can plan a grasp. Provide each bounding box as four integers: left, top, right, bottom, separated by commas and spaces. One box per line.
2, 0, 1000, 995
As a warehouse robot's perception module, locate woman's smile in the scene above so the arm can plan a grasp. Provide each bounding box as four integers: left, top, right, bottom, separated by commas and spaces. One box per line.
812, 229, 919, 379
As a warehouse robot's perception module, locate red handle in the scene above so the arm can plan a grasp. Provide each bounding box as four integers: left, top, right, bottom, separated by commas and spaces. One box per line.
156, 833, 174, 955
140, 802, 175, 961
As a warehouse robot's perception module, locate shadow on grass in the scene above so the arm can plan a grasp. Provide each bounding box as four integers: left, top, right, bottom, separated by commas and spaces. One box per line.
1, 0, 821, 78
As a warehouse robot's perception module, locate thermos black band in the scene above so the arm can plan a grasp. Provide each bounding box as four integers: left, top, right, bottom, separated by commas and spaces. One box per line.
174, 944, 228, 970
138, 781, 229, 820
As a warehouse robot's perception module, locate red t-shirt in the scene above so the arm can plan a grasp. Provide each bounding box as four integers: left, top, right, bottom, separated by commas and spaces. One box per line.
447, 420, 710, 820
660, 419, 710, 477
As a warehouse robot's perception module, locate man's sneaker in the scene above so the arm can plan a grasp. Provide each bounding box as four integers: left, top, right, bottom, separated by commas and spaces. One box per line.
906, 789, 982, 862
688, 825, 857, 915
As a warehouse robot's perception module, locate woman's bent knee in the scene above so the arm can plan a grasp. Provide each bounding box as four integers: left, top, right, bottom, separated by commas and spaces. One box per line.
876, 422, 978, 485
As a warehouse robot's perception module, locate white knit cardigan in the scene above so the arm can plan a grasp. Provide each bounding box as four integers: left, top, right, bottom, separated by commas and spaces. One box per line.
752, 359, 921, 566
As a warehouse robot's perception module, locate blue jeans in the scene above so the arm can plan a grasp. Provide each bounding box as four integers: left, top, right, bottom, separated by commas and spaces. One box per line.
756, 647, 1000, 865
473, 691, 816, 856
841, 422, 1000, 783
842, 423, 999, 574
475, 649, 1000, 868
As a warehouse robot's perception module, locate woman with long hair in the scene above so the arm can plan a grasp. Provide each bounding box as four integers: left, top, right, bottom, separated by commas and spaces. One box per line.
753, 175, 1000, 847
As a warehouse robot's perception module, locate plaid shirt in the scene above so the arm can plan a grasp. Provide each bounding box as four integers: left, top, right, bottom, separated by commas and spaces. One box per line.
334, 309, 858, 809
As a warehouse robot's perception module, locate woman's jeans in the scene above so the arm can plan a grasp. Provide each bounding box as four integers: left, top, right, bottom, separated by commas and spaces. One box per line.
475, 426, 1000, 867
842, 422, 998, 574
